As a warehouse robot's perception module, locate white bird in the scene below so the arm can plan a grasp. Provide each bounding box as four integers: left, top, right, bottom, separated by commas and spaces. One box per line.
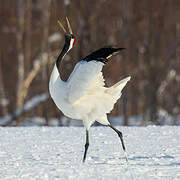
49, 17, 131, 162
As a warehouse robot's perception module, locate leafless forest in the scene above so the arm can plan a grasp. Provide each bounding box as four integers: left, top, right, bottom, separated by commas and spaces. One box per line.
0, 0, 179, 126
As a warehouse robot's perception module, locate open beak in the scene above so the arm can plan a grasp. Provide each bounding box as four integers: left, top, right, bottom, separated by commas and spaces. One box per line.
66, 17, 73, 34
57, 17, 73, 35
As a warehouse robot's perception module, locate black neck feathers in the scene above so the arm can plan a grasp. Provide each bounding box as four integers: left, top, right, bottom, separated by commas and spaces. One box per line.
83, 46, 125, 64
56, 44, 69, 72
56, 34, 71, 73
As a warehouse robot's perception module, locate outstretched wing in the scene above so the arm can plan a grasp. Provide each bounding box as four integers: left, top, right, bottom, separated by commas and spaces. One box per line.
67, 60, 105, 103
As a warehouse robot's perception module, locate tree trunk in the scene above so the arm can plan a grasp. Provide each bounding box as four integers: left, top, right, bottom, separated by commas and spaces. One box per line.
41, 0, 52, 126
0, 53, 8, 115
16, 0, 25, 125
25, 0, 32, 72
121, 0, 132, 126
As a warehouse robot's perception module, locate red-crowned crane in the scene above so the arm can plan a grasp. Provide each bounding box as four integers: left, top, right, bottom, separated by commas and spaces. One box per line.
49, 18, 131, 162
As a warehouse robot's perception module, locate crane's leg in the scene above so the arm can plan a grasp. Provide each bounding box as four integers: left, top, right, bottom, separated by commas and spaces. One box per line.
108, 124, 128, 162
83, 129, 89, 162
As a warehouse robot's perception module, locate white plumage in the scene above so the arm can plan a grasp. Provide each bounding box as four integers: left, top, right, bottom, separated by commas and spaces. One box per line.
49, 60, 131, 130
49, 17, 131, 162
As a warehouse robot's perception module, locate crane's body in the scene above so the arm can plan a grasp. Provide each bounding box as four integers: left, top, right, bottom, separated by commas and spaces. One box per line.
50, 60, 130, 130
49, 18, 131, 162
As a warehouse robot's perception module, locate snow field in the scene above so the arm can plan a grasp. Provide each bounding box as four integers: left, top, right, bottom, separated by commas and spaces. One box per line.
0, 126, 180, 180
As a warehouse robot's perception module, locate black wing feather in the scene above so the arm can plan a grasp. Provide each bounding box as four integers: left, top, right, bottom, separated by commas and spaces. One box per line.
83, 46, 125, 64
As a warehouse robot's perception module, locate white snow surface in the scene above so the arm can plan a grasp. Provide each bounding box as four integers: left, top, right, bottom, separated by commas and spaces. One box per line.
0, 126, 180, 180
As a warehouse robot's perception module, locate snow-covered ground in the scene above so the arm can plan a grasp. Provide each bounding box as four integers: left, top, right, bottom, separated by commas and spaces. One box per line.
0, 126, 180, 180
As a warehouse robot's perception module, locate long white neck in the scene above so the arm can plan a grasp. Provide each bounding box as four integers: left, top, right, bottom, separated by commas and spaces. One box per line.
50, 64, 62, 85
49, 62, 67, 100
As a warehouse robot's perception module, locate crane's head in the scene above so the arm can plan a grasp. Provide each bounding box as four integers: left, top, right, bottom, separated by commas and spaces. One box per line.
57, 17, 76, 51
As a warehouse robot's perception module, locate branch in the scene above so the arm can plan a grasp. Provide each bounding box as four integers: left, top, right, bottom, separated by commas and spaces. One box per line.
18, 50, 58, 108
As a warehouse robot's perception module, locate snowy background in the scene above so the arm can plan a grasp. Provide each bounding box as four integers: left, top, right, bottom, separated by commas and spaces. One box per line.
0, 92, 179, 127
0, 126, 180, 180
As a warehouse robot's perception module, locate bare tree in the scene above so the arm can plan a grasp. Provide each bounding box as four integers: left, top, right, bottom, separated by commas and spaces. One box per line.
24, 0, 32, 72
16, 0, 25, 125
0, 54, 8, 115
41, 0, 52, 125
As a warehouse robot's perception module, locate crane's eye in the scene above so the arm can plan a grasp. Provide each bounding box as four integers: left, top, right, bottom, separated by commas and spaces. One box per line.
73, 39, 76, 46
